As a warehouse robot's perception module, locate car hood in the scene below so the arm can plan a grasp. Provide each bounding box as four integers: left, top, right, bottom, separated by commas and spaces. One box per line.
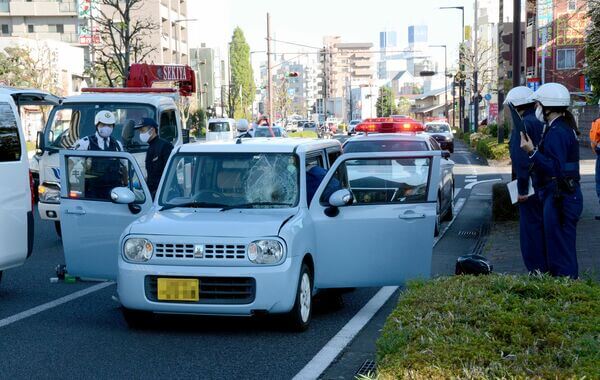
128, 208, 297, 238
426, 132, 452, 139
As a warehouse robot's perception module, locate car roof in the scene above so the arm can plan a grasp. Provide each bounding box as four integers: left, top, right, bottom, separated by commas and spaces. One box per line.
61, 93, 176, 107
345, 133, 433, 143
178, 138, 341, 154
208, 118, 235, 123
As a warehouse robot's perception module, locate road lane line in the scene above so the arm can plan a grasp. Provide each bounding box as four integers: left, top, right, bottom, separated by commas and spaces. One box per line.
292, 286, 398, 380
464, 178, 501, 190
0, 282, 113, 329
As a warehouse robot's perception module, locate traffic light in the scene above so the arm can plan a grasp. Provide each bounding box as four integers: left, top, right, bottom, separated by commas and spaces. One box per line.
285, 71, 300, 78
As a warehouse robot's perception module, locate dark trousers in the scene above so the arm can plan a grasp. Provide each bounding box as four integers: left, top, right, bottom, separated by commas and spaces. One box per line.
595, 149, 600, 205
519, 193, 546, 273
541, 187, 583, 279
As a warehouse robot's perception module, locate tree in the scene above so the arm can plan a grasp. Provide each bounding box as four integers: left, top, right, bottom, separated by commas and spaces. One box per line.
460, 38, 497, 96
397, 97, 411, 115
229, 27, 256, 119
90, 0, 158, 87
586, 0, 600, 102
274, 78, 292, 122
188, 108, 207, 137
0, 46, 36, 88
376, 87, 398, 117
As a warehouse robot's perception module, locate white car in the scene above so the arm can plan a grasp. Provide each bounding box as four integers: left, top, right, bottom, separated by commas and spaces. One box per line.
206, 118, 237, 141
58, 138, 442, 330
0, 93, 34, 284
251, 126, 287, 138
347, 119, 362, 135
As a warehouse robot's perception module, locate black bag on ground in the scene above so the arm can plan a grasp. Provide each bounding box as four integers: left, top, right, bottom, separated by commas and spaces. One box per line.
455, 254, 493, 275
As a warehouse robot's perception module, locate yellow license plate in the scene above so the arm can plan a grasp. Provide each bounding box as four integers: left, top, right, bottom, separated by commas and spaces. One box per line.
157, 278, 199, 302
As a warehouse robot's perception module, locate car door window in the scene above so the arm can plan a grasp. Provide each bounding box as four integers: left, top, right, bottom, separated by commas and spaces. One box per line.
66, 156, 145, 203
320, 157, 431, 205
159, 109, 178, 143
429, 138, 442, 151
0, 102, 22, 162
326, 149, 341, 167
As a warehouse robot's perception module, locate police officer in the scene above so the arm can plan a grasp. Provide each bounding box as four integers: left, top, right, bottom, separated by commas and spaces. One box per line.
520, 83, 583, 279
135, 118, 173, 198
73, 110, 123, 151
505, 86, 546, 273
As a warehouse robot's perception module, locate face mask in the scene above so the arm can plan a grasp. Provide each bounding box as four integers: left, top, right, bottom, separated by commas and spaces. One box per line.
535, 105, 545, 123
97, 126, 113, 138
139, 131, 151, 143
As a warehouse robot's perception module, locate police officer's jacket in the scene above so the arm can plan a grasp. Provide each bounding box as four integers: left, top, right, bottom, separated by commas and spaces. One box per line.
529, 116, 580, 195
509, 108, 544, 194
145, 136, 174, 196
73, 132, 124, 151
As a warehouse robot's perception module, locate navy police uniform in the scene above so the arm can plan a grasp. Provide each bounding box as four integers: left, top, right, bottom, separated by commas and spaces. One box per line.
509, 108, 546, 273
145, 135, 173, 198
529, 116, 583, 278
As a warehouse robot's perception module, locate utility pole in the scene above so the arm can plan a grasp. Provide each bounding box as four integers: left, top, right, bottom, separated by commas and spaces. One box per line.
322, 48, 328, 123
473, 0, 479, 133
512, 0, 522, 88
266, 13, 273, 123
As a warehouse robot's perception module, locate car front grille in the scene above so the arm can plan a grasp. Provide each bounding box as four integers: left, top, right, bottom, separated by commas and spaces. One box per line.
145, 276, 256, 305
154, 243, 247, 260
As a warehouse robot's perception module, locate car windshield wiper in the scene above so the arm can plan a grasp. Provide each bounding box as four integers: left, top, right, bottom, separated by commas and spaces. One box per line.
220, 202, 293, 211
160, 201, 228, 211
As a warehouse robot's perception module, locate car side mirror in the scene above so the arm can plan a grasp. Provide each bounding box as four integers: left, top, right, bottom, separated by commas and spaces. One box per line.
442, 151, 451, 159
110, 187, 135, 204
328, 189, 353, 207
182, 129, 190, 144
36, 131, 45, 155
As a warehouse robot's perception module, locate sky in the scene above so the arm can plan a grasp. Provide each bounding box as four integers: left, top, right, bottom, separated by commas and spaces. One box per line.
188, 0, 476, 75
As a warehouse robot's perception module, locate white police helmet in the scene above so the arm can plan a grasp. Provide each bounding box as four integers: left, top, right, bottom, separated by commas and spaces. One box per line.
95, 110, 116, 126
503, 86, 534, 106
528, 83, 571, 107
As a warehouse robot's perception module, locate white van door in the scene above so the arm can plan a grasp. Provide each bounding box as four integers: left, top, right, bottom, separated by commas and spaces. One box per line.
0, 94, 33, 273
309, 152, 441, 288
59, 150, 153, 280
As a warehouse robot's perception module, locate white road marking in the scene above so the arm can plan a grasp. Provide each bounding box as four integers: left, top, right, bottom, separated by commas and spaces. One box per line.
0, 282, 113, 329
454, 188, 462, 199
464, 178, 501, 190
465, 175, 477, 179
292, 286, 398, 380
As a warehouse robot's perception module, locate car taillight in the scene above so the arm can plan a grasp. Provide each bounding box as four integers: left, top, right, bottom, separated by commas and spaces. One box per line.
29, 170, 35, 209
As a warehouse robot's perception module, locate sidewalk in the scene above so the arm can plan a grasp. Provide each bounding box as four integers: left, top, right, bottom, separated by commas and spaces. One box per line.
484, 146, 600, 280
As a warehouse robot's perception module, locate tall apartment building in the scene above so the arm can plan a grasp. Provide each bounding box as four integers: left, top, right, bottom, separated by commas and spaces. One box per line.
0, 0, 189, 66
320, 36, 375, 99
190, 45, 216, 112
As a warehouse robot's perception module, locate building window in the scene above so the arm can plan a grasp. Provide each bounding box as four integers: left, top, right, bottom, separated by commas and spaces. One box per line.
28, 24, 34, 33
49, 24, 64, 33
567, 0, 577, 11
557, 49, 576, 70
1, 24, 9, 35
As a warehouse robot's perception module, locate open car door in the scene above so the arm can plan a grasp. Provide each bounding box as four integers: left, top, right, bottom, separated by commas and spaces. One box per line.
59, 150, 152, 280
309, 151, 441, 288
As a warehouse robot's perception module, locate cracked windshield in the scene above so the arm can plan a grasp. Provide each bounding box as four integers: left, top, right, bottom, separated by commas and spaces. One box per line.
0, 0, 598, 378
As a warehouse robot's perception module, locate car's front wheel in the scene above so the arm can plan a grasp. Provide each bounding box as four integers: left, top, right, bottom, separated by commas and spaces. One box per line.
121, 307, 154, 329
286, 263, 313, 332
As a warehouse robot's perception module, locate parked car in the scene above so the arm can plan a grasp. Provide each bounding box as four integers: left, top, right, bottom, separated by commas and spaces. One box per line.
343, 131, 455, 237
347, 119, 362, 135
58, 138, 443, 330
207, 118, 237, 141
424, 122, 454, 153
0, 93, 35, 284
252, 126, 288, 138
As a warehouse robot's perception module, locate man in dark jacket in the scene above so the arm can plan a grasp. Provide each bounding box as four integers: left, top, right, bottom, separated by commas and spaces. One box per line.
135, 118, 174, 199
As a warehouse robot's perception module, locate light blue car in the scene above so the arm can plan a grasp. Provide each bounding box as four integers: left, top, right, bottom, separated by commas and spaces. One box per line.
59, 138, 441, 331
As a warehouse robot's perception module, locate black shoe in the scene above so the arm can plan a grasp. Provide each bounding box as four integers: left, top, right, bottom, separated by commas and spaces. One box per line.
595, 216, 600, 221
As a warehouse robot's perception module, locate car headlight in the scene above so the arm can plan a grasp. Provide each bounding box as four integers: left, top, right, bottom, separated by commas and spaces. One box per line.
38, 183, 60, 203
247, 240, 284, 264
445, 136, 452, 141
123, 238, 154, 262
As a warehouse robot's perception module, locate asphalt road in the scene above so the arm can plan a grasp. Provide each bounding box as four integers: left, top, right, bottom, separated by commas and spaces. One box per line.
0, 139, 496, 378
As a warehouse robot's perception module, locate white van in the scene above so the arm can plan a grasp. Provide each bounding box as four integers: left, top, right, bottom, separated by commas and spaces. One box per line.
35, 93, 187, 236
0, 94, 34, 283
206, 118, 237, 141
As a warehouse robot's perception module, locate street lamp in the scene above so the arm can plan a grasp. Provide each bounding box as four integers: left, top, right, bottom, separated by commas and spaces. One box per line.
439, 6, 466, 132
429, 45, 448, 120
173, 18, 197, 64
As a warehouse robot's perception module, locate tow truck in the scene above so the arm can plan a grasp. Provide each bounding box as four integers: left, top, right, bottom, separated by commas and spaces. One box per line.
34, 63, 196, 236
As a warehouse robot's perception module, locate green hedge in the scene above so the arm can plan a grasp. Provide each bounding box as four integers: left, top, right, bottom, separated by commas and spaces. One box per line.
377, 274, 600, 379
476, 137, 510, 160
289, 131, 318, 138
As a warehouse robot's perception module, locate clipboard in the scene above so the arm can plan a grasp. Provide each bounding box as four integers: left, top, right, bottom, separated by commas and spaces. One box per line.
507, 179, 535, 205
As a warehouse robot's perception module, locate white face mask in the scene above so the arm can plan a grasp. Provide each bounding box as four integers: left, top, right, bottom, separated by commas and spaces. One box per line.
535, 105, 545, 123
139, 131, 152, 143
97, 126, 113, 138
